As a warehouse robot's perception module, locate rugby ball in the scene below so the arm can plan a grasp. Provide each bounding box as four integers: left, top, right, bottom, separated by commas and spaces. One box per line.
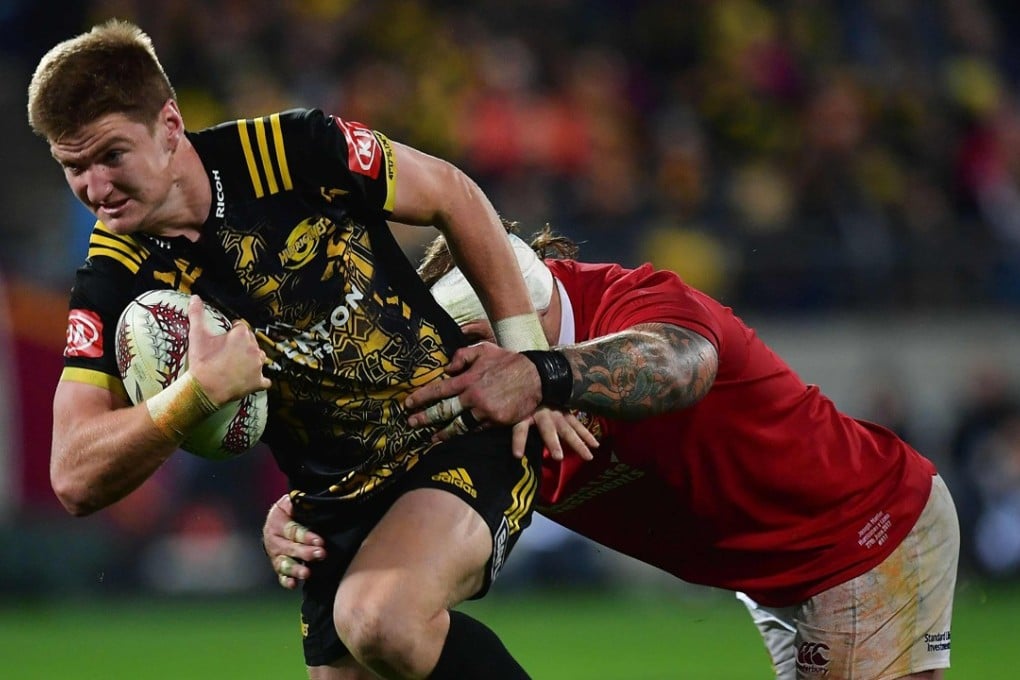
115, 289, 268, 460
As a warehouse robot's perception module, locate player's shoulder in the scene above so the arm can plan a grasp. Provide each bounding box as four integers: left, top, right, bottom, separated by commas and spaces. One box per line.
198, 107, 322, 135
547, 259, 683, 292
84, 221, 152, 274
196, 108, 340, 153
190, 108, 328, 200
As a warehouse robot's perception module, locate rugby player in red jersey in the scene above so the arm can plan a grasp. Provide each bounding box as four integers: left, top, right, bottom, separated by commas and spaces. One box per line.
267, 228, 959, 680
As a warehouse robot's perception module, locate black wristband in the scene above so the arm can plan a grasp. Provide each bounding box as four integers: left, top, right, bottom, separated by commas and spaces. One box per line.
521, 350, 574, 408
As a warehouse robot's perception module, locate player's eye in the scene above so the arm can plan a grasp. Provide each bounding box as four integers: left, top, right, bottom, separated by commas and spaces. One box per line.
104, 149, 124, 165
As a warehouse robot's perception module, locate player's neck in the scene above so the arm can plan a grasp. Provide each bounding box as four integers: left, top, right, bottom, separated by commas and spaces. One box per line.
554, 281, 579, 348
149, 138, 211, 242
544, 279, 572, 345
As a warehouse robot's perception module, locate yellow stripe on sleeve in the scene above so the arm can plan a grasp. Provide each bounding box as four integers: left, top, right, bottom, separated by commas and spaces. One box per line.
269, 113, 293, 191
237, 119, 265, 198
376, 132, 397, 213
89, 233, 144, 263
60, 367, 129, 403
86, 247, 141, 273
253, 117, 279, 195
90, 225, 148, 255
86, 232, 148, 273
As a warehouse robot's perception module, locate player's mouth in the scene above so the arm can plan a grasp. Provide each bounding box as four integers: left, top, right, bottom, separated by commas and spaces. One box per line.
97, 198, 130, 218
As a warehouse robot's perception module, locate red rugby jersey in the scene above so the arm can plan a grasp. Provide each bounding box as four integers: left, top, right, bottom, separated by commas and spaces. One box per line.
540, 260, 935, 606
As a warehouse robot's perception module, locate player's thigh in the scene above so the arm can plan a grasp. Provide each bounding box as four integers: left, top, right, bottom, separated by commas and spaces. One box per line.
336, 426, 543, 615
799, 475, 958, 680
339, 486, 493, 614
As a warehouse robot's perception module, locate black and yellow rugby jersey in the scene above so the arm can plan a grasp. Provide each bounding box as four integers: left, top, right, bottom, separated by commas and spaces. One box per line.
62, 108, 466, 504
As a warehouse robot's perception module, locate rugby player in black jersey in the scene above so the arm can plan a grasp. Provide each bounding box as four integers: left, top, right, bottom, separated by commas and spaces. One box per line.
28, 19, 593, 680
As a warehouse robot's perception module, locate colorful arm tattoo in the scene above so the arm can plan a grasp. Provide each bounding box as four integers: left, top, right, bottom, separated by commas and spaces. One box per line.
563, 323, 717, 419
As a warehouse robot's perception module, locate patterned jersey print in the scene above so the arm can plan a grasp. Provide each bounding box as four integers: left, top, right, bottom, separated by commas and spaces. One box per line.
62, 109, 465, 503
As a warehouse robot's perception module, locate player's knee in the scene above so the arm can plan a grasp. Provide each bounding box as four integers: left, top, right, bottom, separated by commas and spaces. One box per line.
334, 595, 424, 675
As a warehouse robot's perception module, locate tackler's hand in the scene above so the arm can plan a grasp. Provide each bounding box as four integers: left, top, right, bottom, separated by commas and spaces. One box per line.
263, 494, 326, 590
405, 342, 596, 460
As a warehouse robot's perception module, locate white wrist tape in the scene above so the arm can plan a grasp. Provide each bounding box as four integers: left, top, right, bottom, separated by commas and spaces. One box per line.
493, 313, 549, 351
146, 370, 219, 440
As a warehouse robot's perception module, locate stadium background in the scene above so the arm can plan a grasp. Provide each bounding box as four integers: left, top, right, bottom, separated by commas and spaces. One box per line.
2, 1, 1020, 677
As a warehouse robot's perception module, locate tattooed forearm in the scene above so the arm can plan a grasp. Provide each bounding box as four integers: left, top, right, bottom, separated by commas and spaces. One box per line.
562, 323, 718, 419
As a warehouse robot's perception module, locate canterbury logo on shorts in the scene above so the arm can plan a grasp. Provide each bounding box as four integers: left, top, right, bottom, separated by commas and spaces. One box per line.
796, 642, 831, 675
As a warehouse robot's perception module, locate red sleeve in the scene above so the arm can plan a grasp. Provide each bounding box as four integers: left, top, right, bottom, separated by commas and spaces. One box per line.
548, 260, 722, 348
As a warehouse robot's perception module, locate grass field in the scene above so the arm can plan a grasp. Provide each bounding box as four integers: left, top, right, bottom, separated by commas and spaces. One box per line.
0, 578, 1015, 678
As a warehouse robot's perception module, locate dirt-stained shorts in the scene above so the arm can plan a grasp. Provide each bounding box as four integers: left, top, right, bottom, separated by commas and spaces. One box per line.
737, 474, 959, 680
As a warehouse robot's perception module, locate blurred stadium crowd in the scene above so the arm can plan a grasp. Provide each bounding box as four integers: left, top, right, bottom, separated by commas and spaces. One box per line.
5, 0, 1020, 594
4, 0, 1020, 309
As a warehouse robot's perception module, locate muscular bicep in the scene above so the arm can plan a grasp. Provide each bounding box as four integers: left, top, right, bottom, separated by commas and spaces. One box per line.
388, 141, 461, 226
51, 378, 177, 516
564, 323, 718, 419
52, 379, 129, 450
388, 141, 536, 322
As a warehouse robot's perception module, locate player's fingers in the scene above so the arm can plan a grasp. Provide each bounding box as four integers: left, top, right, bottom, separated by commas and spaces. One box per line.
432, 410, 483, 442
512, 420, 531, 459
283, 519, 324, 547
533, 410, 564, 461
186, 295, 206, 336
560, 412, 597, 460
445, 344, 487, 374
277, 555, 298, 577
444, 348, 471, 374
273, 539, 324, 564
577, 423, 600, 449
422, 395, 463, 424
405, 347, 484, 411
460, 410, 483, 431
558, 422, 594, 461
284, 520, 308, 543
278, 573, 297, 590
228, 319, 258, 346
278, 553, 320, 578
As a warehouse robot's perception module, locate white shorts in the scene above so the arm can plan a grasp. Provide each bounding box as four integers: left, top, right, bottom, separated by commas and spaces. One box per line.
737, 474, 959, 680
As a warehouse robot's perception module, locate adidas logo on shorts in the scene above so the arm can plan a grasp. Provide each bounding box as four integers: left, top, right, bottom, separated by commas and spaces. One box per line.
432, 468, 478, 498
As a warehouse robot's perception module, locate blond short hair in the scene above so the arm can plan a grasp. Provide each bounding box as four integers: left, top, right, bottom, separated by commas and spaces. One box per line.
27, 19, 176, 141
418, 220, 578, 287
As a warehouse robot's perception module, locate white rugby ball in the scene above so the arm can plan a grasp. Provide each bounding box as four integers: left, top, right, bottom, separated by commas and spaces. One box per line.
115, 289, 268, 460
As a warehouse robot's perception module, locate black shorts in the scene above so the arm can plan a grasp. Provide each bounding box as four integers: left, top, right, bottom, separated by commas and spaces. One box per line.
297, 427, 543, 667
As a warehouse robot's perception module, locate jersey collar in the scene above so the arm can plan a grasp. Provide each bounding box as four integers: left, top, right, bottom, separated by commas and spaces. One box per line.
555, 278, 575, 345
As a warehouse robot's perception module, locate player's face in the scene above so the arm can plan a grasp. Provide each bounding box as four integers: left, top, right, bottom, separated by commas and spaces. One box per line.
49, 107, 178, 235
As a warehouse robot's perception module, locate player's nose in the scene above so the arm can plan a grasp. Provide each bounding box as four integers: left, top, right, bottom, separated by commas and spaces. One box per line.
83, 168, 113, 205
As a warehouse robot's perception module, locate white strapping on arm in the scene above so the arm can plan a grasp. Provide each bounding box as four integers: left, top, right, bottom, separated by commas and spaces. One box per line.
492, 313, 549, 351
429, 234, 555, 346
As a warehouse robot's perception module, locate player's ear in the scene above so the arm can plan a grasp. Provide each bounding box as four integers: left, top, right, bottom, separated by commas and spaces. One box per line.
161, 99, 184, 150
